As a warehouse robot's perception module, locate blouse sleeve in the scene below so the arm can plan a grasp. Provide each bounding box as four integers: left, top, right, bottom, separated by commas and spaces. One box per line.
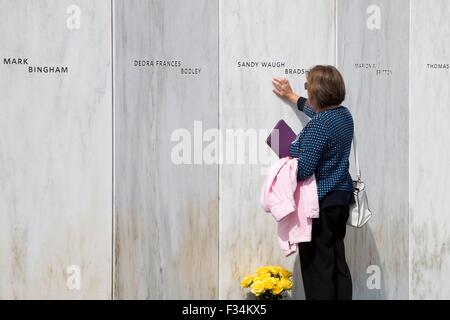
297, 96, 317, 119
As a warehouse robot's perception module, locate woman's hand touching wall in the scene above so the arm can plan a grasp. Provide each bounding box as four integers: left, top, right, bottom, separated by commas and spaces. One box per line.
272, 77, 299, 105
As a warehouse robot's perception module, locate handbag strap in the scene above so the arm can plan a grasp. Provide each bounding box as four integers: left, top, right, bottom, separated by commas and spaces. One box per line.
353, 130, 361, 180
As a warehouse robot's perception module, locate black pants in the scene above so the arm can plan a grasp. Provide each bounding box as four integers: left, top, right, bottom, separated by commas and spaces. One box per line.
298, 205, 353, 300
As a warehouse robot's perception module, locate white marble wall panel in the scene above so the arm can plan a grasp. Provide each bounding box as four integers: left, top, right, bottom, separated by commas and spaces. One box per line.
219, 0, 336, 299
410, 0, 450, 300
3, 0, 449, 301
114, 0, 219, 299
0, 0, 112, 299
337, 0, 410, 299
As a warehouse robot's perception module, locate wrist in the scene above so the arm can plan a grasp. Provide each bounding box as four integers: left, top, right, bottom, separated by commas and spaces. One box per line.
287, 92, 299, 104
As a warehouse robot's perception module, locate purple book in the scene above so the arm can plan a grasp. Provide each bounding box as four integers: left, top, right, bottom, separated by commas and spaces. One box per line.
266, 119, 297, 158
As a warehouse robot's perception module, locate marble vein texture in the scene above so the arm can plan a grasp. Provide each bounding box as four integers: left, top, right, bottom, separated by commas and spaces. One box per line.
337, 0, 410, 299
1, 0, 449, 300
219, 0, 336, 299
114, 0, 219, 299
0, 0, 112, 299
410, 0, 450, 300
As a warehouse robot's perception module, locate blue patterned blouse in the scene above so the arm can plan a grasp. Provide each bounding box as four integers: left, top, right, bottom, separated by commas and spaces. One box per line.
289, 97, 354, 201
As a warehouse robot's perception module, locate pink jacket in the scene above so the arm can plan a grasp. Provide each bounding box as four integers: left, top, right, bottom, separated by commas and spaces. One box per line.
260, 157, 320, 257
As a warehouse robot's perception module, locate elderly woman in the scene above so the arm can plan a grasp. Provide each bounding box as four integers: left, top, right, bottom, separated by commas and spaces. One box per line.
272, 65, 355, 300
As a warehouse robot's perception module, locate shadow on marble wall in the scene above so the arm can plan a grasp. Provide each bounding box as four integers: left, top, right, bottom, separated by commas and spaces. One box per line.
290, 257, 306, 299
290, 226, 386, 300
346, 226, 386, 299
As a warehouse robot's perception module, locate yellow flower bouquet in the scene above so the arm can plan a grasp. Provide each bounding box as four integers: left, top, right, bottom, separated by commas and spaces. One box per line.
240, 265, 293, 300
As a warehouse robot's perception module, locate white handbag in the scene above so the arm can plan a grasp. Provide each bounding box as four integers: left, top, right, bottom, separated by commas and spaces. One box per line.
347, 131, 373, 228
